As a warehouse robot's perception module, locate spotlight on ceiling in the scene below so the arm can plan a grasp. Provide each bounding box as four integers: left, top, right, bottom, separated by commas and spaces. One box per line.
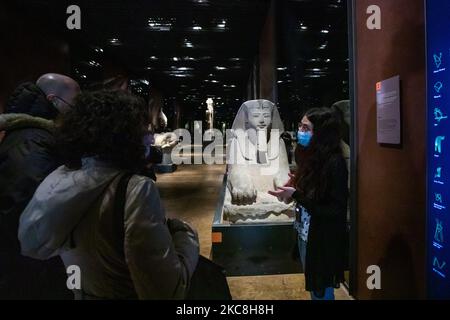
215, 18, 228, 30
299, 22, 308, 31
192, 22, 203, 31
147, 17, 175, 31
193, 0, 209, 4
319, 41, 328, 50
108, 38, 121, 45
215, 66, 227, 70
183, 39, 194, 48
87, 60, 101, 67
176, 67, 194, 71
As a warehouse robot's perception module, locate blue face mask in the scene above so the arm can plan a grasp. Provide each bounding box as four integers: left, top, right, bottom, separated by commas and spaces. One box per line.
297, 131, 313, 147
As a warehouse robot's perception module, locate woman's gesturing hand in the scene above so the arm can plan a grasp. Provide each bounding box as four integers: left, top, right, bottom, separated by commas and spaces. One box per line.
284, 173, 296, 187
268, 186, 296, 204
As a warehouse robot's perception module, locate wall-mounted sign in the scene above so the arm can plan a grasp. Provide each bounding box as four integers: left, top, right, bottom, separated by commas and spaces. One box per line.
376, 75, 401, 144
426, 0, 450, 300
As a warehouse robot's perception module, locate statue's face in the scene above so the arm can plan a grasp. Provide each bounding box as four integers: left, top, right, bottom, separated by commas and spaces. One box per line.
247, 107, 272, 131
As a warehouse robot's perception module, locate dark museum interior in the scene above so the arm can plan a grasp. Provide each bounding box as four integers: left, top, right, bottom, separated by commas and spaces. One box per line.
0, 0, 449, 301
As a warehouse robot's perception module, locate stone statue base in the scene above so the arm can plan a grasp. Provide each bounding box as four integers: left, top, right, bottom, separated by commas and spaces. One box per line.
223, 191, 295, 224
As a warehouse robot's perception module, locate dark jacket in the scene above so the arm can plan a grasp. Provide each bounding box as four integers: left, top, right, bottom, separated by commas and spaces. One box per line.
0, 83, 59, 250
0, 83, 70, 299
293, 155, 348, 292
18, 158, 200, 299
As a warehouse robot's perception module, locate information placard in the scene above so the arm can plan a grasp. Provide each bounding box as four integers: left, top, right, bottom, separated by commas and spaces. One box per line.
376, 76, 401, 145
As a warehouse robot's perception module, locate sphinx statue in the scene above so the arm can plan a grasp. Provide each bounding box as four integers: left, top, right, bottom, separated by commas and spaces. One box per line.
224, 100, 295, 223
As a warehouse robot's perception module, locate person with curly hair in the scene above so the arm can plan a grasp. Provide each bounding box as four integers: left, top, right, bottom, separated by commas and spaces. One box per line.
18, 90, 200, 300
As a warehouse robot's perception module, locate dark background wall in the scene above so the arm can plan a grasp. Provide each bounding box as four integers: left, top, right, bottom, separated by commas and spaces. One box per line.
354, 0, 426, 299
0, 2, 70, 113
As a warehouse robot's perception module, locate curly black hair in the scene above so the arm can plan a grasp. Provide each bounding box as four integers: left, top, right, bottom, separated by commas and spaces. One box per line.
58, 90, 149, 171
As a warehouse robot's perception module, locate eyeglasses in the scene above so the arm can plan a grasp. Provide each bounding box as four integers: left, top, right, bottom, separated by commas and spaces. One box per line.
54, 96, 74, 109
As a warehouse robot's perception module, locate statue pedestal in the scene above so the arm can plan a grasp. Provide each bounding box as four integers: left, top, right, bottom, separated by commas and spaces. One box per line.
211, 172, 301, 276
155, 147, 177, 173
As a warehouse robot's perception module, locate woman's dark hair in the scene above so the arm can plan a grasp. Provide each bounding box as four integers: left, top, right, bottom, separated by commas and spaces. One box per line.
58, 90, 149, 170
294, 107, 343, 200
330, 103, 350, 145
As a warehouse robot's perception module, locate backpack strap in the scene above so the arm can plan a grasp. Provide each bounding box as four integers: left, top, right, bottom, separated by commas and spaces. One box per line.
114, 172, 134, 257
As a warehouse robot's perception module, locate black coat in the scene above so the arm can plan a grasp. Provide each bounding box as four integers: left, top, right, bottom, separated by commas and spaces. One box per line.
293, 155, 348, 292
0, 83, 71, 299
0, 82, 60, 250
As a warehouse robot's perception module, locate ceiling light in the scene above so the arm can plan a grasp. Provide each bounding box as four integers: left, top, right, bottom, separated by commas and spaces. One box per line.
321, 29, 330, 34
277, 67, 287, 71
216, 19, 227, 29
173, 57, 179, 61
87, 60, 101, 67
171, 74, 193, 78
319, 42, 328, 50
192, 24, 203, 31
149, 56, 158, 60
215, 66, 227, 70
183, 39, 194, 48
148, 17, 175, 31
108, 38, 121, 45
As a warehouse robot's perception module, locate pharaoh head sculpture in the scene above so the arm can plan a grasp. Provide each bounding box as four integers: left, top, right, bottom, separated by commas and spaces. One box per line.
231, 99, 284, 136
245, 100, 273, 132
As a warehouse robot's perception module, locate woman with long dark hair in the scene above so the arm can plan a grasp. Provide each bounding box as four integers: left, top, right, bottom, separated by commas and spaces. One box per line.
269, 107, 348, 300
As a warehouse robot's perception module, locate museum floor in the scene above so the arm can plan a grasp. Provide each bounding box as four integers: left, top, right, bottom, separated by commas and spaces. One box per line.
156, 164, 351, 300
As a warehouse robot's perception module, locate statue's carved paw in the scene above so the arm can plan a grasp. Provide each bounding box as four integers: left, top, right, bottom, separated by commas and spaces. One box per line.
231, 185, 257, 206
